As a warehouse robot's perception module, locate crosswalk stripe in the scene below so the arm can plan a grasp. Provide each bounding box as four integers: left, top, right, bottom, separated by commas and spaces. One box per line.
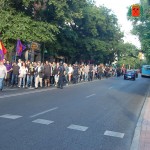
104, 130, 125, 138
0, 114, 22, 119
32, 119, 54, 125
67, 124, 88, 131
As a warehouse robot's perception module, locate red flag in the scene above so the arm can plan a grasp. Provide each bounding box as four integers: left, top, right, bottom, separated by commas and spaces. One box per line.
0, 40, 7, 54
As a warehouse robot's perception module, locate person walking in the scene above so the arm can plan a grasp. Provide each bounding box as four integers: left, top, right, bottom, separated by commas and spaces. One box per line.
68, 64, 73, 83
44, 61, 51, 87
88, 64, 93, 81
98, 64, 104, 80
18, 62, 28, 88
57, 61, 65, 89
5, 60, 12, 86
105, 66, 110, 78
26, 61, 34, 88
64, 63, 69, 85
0, 61, 7, 91
11, 62, 20, 87
84, 65, 89, 82
53, 62, 59, 87
34, 61, 43, 89
73, 63, 79, 84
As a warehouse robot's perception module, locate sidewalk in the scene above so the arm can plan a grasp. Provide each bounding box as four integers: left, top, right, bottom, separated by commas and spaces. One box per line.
131, 86, 150, 150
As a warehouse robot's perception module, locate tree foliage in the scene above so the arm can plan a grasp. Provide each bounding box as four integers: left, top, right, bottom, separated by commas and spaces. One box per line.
127, 1, 150, 63
0, 0, 137, 64
116, 42, 140, 68
0, 0, 58, 53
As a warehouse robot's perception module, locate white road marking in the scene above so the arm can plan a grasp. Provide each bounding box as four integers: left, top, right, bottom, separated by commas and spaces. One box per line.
4, 89, 17, 91
30, 107, 58, 118
86, 94, 96, 98
32, 119, 54, 125
108, 87, 113, 89
104, 130, 125, 138
0, 88, 55, 99
0, 114, 22, 119
67, 124, 88, 131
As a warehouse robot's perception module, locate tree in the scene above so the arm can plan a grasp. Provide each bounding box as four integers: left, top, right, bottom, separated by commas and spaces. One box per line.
0, 0, 58, 57
116, 42, 140, 68
127, 1, 150, 63
0, 0, 126, 64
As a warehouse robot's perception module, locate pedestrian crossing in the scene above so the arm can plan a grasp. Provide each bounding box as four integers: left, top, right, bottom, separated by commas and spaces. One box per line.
0, 113, 125, 139
67, 124, 88, 131
32, 119, 54, 125
0, 113, 89, 130
0, 114, 22, 119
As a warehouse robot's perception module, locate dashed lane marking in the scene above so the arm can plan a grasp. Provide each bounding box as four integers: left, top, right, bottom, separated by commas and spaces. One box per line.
30, 107, 58, 118
86, 94, 96, 98
0, 114, 22, 119
104, 130, 125, 138
32, 119, 54, 125
67, 124, 88, 131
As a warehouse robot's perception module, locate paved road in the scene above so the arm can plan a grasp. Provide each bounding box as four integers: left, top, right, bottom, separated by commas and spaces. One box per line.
0, 76, 149, 150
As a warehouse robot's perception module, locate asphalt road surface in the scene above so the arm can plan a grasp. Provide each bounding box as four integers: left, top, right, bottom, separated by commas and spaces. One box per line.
0, 76, 149, 150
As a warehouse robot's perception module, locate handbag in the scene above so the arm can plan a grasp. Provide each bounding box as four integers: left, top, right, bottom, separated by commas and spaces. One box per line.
19, 74, 24, 78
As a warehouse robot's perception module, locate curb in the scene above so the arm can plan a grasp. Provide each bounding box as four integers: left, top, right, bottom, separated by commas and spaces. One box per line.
0, 78, 103, 99
130, 86, 150, 150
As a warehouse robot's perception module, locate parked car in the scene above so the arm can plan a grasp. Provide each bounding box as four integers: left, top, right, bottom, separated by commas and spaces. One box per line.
124, 71, 136, 80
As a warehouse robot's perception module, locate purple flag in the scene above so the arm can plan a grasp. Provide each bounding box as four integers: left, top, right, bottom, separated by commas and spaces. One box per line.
16, 39, 26, 56
0, 49, 4, 61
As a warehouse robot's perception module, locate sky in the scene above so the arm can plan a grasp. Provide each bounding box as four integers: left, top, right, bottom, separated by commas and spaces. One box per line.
95, 0, 141, 49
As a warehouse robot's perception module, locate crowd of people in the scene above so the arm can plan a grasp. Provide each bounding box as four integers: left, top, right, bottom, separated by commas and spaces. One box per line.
0, 59, 125, 91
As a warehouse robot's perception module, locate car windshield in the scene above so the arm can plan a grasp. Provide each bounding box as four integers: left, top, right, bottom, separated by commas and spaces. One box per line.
144, 66, 150, 70
127, 71, 134, 73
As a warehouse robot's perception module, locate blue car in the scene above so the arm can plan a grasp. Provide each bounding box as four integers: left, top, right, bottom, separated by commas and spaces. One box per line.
124, 71, 136, 80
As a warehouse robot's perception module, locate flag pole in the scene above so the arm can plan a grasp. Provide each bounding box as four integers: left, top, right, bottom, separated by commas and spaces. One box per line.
15, 52, 17, 63
15, 40, 17, 63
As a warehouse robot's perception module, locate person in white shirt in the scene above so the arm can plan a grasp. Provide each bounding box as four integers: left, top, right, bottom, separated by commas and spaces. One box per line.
18, 62, 28, 88
18, 59, 22, 68
68, 64, 73, 83
0, 61, 7, 91
84, 65, 89, 81
34, 61, 43, 89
